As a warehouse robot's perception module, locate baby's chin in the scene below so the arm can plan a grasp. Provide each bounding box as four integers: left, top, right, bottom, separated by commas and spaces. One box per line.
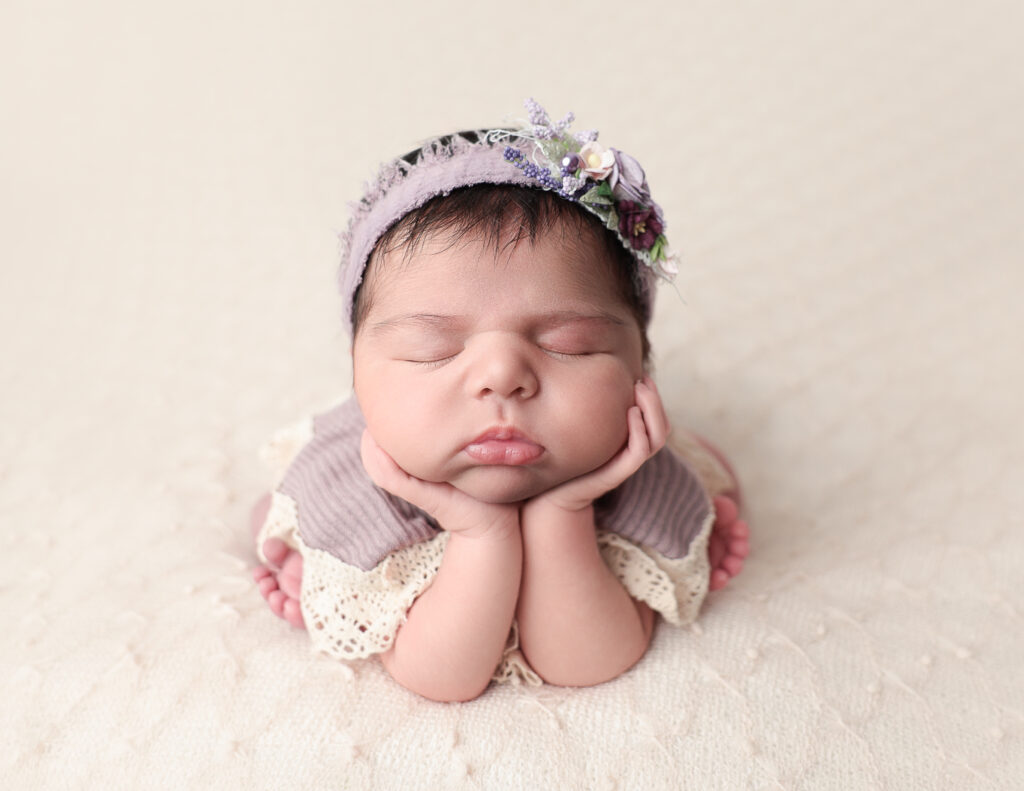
448, 467, 567, 505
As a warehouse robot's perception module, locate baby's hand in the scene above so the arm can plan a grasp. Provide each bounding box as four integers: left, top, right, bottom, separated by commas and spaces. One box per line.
534, 377, 670, 513
360, 429, 519, 540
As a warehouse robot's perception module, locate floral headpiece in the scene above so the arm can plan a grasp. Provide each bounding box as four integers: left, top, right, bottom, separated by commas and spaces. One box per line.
490, 98, 678, 284
338, 98, 679, 334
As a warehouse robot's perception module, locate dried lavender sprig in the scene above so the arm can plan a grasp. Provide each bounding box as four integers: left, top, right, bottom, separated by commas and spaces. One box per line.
524, 97, 550, 127
505, 145, 573, 196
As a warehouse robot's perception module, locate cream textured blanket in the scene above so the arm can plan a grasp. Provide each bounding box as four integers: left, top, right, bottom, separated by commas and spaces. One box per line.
2, 2, 1022, 789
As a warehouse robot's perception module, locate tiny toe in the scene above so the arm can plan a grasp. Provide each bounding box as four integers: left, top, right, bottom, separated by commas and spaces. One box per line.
252, 566, 272, 583
257, 576, 279, 597
710, 569, 730, 591
722, 554, 744, 576
267, 590, 286, 616
713, 495, 738, 525
283, 599, 305, 629
262, 538, 289, 567
708, 536, 726, 568
731, 520, 750, 540
729, 538, 750, 557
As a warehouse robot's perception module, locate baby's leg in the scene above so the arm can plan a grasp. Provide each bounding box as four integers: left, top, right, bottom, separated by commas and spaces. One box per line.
690, 436, 750, 592
250, 493, 306, 628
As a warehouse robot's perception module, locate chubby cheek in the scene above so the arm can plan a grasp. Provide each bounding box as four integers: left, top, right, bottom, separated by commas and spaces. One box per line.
362, 401, 447, 481
553, 367, 636, 470
354, 372, 446, 482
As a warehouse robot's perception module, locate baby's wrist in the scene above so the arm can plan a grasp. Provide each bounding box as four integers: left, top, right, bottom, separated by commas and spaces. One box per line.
521, 498, 596, 541
524, 491, 594, 519
446, 510, 521, 543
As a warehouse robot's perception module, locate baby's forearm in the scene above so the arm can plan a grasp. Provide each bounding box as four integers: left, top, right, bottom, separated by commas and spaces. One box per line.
516, 501, 654, 687
380, 518, 522, 702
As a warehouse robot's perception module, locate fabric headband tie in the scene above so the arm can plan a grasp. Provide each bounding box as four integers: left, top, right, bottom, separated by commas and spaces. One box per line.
337, 98, 679, 335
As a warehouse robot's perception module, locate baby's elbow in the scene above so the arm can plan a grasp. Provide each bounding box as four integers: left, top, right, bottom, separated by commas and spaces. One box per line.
422, 681, 490, 704
526, 607, 655, 688
401, 669, 491, 703
394, 674, 491, 703
529, 646, 648, 689
380, 648, 492, 703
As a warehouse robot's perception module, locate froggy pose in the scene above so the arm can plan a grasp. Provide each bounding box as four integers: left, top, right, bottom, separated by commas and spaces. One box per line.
251, 101, 750, 702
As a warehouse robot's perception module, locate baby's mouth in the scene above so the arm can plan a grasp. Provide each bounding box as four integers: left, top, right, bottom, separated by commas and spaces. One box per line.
463, 427, 544, 466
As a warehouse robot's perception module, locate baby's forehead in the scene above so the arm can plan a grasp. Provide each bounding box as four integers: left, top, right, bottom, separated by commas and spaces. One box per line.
351, 184, 651, 342
371, 221, 627, 296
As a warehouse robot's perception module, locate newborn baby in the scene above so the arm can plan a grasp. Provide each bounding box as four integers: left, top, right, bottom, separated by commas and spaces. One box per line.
251, 102, 750, 702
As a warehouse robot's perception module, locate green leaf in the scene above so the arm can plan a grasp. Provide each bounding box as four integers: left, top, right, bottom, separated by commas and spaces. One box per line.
649, 235, 665, 261
579, 187, 613, 206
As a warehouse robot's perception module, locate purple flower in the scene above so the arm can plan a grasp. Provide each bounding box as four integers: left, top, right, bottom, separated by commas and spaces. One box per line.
609, 149, 651, 205
617, 200, 664, 251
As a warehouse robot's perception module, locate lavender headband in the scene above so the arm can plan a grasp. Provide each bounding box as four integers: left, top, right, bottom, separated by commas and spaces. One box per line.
338, 98, 679, 333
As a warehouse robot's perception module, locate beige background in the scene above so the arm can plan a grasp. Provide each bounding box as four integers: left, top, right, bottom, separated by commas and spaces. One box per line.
2, 1, 1022, 789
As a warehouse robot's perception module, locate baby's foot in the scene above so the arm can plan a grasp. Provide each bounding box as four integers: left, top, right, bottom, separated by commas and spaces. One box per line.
250, 493, 306, 628
707, 495, 750, 591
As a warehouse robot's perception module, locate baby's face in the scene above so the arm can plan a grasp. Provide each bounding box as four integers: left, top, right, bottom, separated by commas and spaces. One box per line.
352, 226, 645, 504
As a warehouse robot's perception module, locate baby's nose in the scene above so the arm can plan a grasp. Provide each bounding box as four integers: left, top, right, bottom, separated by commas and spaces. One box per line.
464, 334, 539, 401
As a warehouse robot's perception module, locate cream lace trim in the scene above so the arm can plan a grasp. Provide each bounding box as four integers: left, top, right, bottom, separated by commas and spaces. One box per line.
257, 489, 712, 684
597, 522, 712, 627
255, 412, 732, 685
257, 496, 542, 685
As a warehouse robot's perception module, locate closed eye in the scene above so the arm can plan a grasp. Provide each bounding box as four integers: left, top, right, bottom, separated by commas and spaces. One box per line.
404, 354, 458, 369
542, 347, 600, 359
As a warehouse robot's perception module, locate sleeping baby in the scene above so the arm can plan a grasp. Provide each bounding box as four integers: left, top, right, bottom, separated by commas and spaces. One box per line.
250, 100, 750, 702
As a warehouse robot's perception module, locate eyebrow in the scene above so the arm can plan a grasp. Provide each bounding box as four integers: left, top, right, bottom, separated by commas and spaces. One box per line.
367, 310, 626, 335
366, 313, 468, 335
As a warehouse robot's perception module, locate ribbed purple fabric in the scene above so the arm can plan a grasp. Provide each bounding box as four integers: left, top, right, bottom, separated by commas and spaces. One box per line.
278, 396, 711, 571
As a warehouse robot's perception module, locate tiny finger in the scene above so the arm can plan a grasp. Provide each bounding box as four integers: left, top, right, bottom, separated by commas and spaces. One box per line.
635, 379, 669, 450
626, 405, 652, 458
643, 376, 671, 432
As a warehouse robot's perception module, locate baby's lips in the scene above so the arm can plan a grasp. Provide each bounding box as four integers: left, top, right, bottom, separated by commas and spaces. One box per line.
463, 438, 544, 466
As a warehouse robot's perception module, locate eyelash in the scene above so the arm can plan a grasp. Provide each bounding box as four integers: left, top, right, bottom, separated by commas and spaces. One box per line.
404, 347, 597, 369
543, 349, 592, 360
407, 355, 457, 368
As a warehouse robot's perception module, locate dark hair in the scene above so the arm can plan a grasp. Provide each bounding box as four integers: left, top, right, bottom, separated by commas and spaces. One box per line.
352, 183, 652, 362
